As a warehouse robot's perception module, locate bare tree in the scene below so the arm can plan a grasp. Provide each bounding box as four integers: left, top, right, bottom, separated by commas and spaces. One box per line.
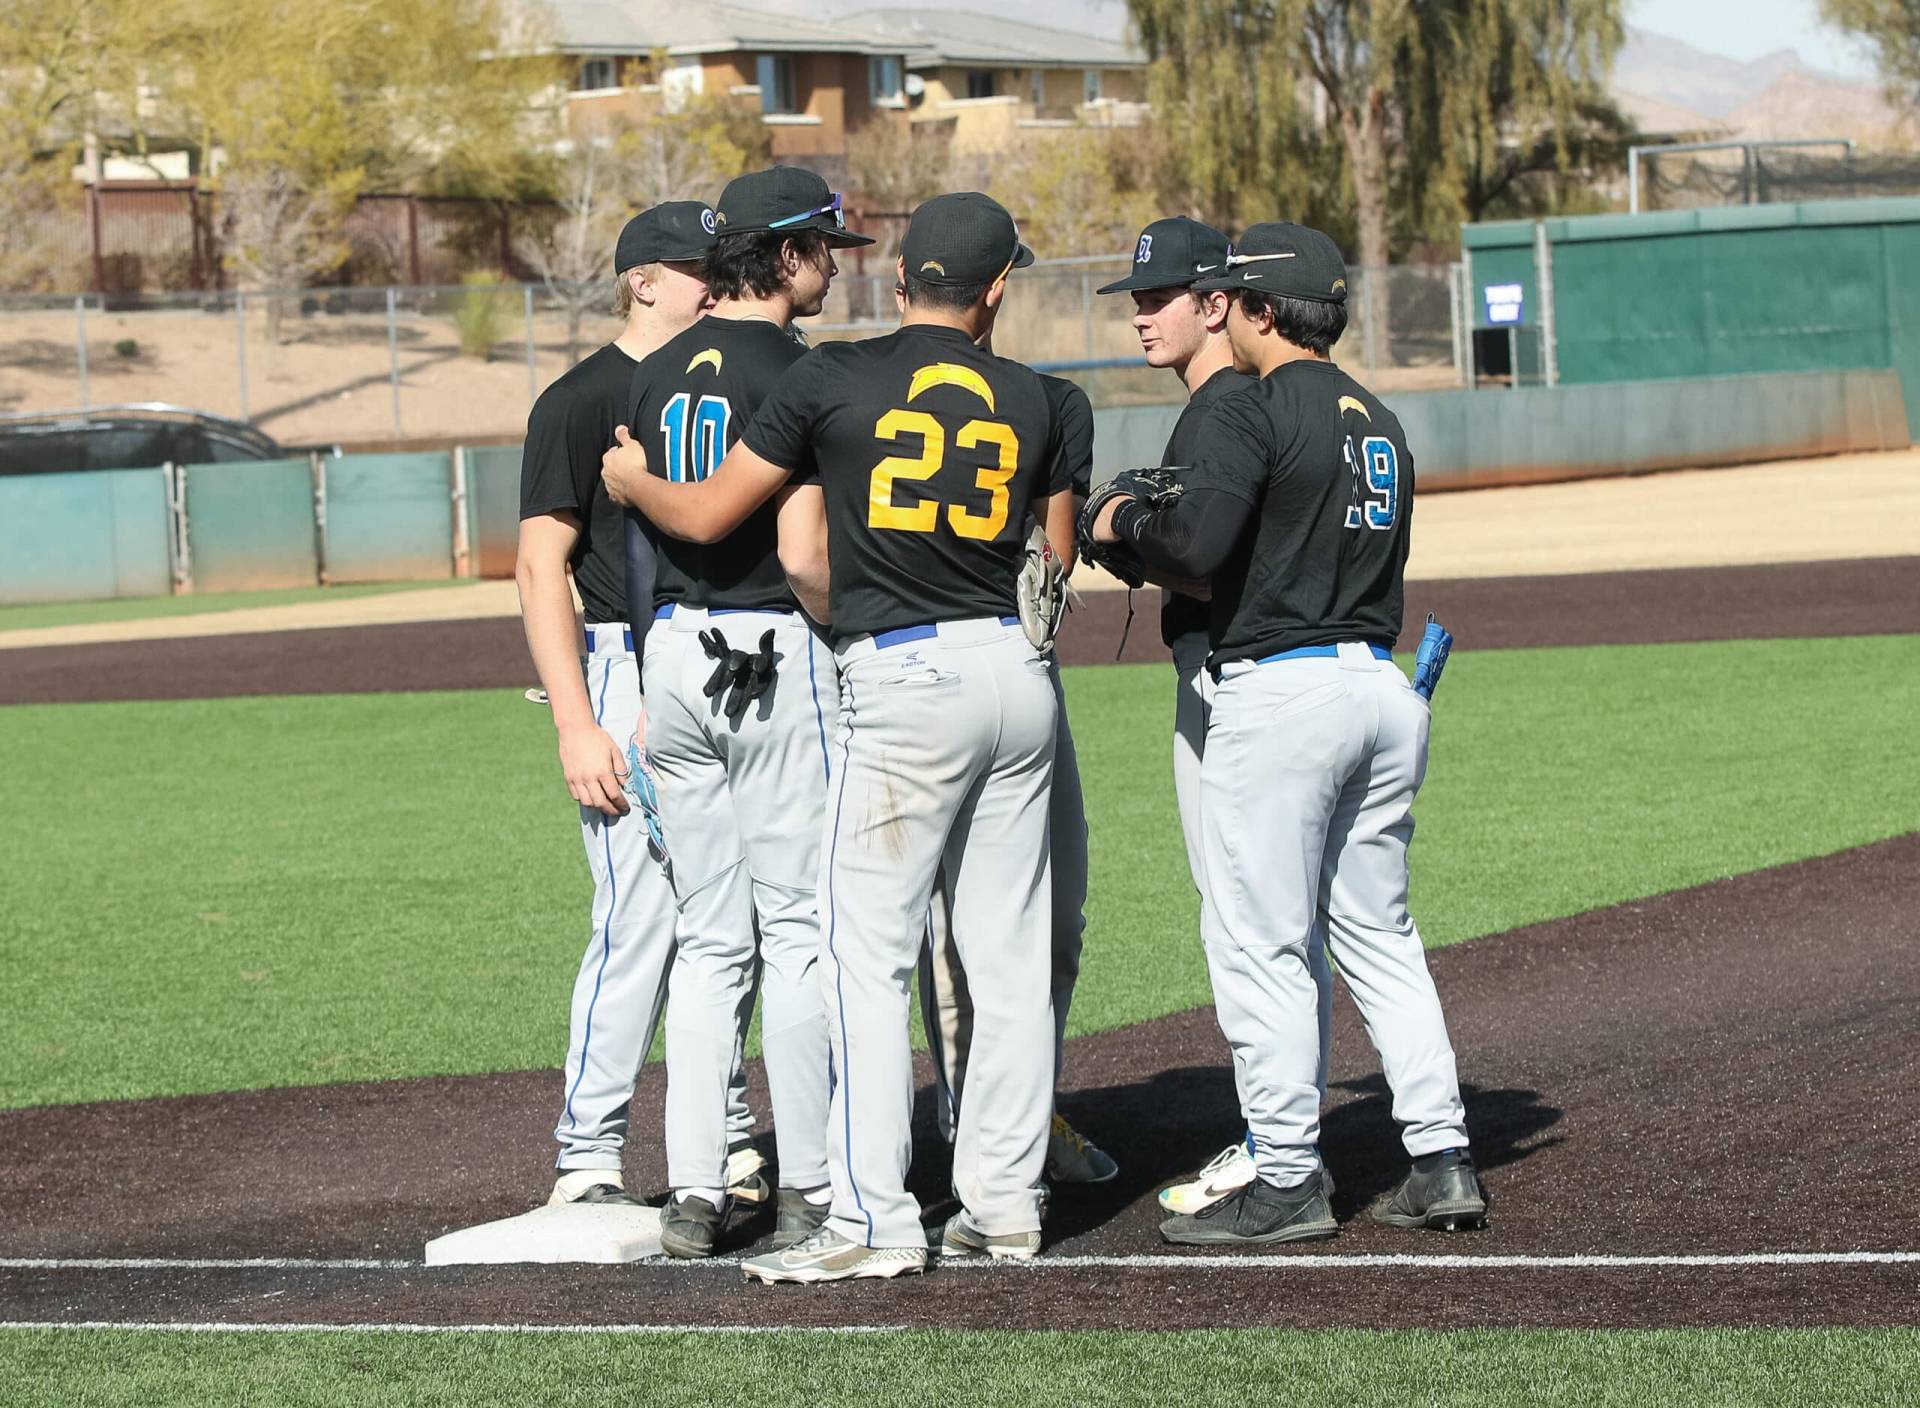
515, 134, 638, 364
218, 165, 349, 345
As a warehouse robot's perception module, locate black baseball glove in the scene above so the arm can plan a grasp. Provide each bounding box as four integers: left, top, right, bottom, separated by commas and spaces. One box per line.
1076, 468, 1187, 588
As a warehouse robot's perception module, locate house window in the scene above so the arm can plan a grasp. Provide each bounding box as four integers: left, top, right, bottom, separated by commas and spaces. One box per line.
575, 58, 617, 92
869, 54, 902, 104
1084, 69, 1102, 104
1029, 69, 1045, 107
966, 69, 996, 100
758, 54, 797, 114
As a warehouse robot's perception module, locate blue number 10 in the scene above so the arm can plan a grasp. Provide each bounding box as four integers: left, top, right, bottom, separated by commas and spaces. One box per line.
1344, 435, 1399, 530
659, 393, 731, 483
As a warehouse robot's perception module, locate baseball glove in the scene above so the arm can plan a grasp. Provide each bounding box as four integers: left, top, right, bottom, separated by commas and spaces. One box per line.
1016, 523, 1072, 652
1076, 468, 1187, 588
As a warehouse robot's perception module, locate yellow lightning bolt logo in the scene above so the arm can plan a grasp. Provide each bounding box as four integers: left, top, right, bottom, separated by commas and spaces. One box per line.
1338, 395, 1370, 420
686, 348, 724, 375
906, 363, 996, 413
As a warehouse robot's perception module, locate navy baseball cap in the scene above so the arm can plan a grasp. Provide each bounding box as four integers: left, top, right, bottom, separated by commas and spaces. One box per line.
1192, 222, 1348, 304
1096, 217, 1232, 295
614, 201, 717, 271
713, 166, 874, 247
900, 192, 1034, 286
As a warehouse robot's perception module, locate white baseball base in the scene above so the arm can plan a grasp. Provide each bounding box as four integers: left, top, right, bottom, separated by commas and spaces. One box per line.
424, 1202, 664, 1266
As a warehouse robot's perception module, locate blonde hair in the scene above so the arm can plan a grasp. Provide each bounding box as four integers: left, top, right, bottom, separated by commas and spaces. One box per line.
612, 262, 664, 317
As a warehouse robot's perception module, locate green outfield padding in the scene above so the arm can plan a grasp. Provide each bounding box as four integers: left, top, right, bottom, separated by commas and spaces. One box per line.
1, 1327, 1914, 1408
183, 460, 318, 593
0, 468, 172, 606
2, 635, 1917, 1108
322, 452, 453, 584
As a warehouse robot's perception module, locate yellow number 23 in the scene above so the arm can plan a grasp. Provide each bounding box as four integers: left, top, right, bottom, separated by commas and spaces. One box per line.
868, 409, 1020, 540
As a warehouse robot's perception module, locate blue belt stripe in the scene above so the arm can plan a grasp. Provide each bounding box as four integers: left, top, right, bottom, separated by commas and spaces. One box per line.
871, 616, 1020, 651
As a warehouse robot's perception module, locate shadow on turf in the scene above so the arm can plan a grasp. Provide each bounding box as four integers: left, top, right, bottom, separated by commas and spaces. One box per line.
892, 1070, 1562, 1243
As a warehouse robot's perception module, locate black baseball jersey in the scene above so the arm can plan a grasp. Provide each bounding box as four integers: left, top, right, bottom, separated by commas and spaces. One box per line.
743, 323, 1072, 639
628, 316, 808, 613
519, 342, 637, 625
1159, 366, 1254, 648
1185, 360, 1413, 663
1041, 374, 1094, 501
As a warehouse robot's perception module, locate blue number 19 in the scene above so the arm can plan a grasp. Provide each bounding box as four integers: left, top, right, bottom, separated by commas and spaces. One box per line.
1344, 435, 1399, 530
659, 393, 731, 483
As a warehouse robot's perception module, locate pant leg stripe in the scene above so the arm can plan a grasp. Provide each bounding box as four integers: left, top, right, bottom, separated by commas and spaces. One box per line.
822, 675, 874, 1243
561, 657, 620, 1135
806, 630, 831, 783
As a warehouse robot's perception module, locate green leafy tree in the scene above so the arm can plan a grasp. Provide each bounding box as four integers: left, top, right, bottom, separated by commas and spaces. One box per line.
1820, 0, 1920, 117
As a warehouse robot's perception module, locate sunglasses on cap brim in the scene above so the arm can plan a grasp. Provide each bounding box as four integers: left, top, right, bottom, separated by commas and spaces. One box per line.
769, 192, 848, 231
1223, 249, 1299, 269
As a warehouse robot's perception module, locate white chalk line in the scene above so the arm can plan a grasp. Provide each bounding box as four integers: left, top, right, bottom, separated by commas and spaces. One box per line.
0, 1321, 897, 1336
4, 1250, 1918, 1274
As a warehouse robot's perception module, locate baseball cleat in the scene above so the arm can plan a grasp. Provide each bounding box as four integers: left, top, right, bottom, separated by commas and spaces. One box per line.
939, 1209, 1040, 1261
1158, 1136, 1257, 1215
1046, 1113, 1119, 1185
741, 1226, 928, 1285
1369, 1149, 1490, 1232
1159, 1173, 1338, 1246
1158, 1136, 1338, 1215
660, 1192, 729, 1259
772, 1186, 832, 1250
722, 1143, 773, 1231
548, 1170, 646, 1207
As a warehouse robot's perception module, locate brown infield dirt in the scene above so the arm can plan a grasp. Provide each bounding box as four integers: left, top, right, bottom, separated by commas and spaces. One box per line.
2, 834, 1916, 1331
1, 555, 1916, 705
3, 555, 1916, 1332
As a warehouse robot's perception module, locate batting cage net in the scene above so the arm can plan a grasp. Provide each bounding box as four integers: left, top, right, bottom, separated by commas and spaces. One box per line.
1640, 146, 1920, 211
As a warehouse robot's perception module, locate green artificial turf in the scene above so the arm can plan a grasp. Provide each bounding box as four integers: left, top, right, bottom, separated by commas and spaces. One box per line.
3, 634, 1917, 1108
0, 580, 456, 633
3, 1327, 1915, 1407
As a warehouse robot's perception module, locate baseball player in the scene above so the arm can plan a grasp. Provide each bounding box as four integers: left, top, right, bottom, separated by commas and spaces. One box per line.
602, 168, 870, 1259
918, 367, 1116, 1186
1088, 222, 1486, 1243
607, 192, 1075, 1283
1095, 218, 1335, 1214
516, 202, 764, 1209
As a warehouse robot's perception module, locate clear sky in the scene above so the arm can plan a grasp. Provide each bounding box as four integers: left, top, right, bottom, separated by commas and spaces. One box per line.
1628, 0, 1873, 75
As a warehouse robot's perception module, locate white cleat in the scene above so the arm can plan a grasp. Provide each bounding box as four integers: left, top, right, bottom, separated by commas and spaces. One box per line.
1157, 1138, 1257, 1215
940, 1209, 1041, 1261
742, 1226, 929, 1285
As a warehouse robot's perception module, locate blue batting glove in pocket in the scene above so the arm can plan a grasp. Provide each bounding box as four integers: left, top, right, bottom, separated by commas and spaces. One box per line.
1413, 614, 1453, 701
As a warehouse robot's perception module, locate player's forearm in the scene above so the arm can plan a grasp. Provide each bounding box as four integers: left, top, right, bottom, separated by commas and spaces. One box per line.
1114, 487, 1249, 580
516, 560, 594, 729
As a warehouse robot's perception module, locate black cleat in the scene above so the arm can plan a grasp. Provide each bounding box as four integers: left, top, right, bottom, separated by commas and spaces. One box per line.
1370, 1149, 1490, 1232
1159, 1173, 1337, 1246
564, 1183, 647, 1207
772, 1186, 832, 1250
660, 1193, 729, 1259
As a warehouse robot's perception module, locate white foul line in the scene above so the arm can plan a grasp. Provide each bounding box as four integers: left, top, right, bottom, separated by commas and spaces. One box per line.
4, 1250, 1918, 1273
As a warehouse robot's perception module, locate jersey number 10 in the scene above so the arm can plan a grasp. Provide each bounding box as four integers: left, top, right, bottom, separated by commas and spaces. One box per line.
659, 393, 730, 483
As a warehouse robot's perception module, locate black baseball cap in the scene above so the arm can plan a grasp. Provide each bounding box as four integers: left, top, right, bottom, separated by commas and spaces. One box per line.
1192, 221, 1349, 304
712, 166, 874, 247
613, 201, 717, 271
1096, 216, 1232, 295
899, 192, 1035, 286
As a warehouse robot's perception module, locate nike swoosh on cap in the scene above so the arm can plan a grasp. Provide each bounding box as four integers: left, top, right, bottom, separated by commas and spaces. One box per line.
1193, 263, 1219, 273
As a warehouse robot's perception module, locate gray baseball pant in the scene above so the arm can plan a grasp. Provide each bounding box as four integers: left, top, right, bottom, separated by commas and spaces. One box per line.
821, 618, 1056, 1248
644, 605, 835, 1193
1200, 642, 1469, 1187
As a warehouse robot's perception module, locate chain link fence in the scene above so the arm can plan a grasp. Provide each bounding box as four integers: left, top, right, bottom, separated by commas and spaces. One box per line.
0, 259, 1466, 446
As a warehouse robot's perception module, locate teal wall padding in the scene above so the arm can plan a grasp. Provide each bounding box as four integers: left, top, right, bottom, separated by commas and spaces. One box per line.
323, 452, 453, 583
0, 468, 171, 605
1464, 196, 1920, 436
183, 459, 317, 593
464, 445, 523, 579
1088, 368, 1906, 490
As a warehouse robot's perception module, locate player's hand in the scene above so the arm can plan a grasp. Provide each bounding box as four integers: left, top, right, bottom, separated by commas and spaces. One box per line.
601, 426, 649, 507
558, 721, 631, 817
1091, 493, 1134, 544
